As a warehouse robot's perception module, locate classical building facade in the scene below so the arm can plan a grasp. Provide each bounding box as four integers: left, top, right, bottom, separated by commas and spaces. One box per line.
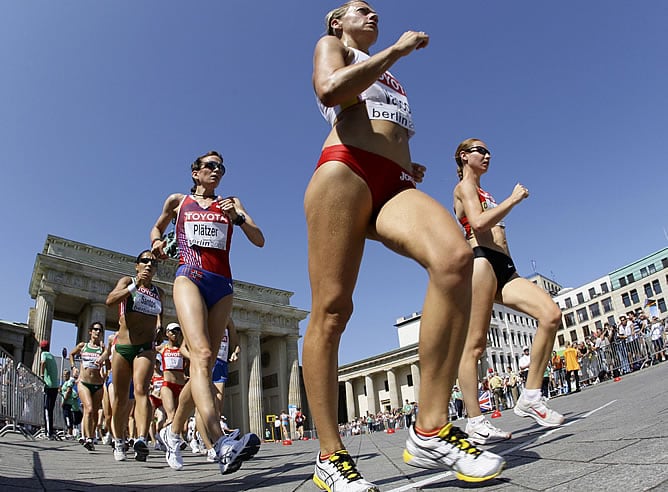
337, 301, 543, 423
27, 235, 308, 436
552, 247, 668, 349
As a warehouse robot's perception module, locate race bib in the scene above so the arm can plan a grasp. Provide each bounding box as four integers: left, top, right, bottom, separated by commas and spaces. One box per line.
185, 221, 228, 250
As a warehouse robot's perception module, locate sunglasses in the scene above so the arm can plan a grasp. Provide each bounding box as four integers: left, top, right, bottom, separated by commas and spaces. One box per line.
91, 327, 103, 332
138, 257, 159, 266
200, 160, 226, 174
466, 146, 490, 156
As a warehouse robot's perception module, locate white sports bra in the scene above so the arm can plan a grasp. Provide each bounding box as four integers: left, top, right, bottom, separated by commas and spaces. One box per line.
317, 47, 415, 136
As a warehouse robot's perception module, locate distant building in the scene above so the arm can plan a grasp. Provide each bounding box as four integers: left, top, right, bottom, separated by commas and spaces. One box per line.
553, 247, 668, 349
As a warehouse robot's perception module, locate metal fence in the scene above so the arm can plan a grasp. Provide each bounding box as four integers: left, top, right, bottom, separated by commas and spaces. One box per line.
0, 346, 66, 440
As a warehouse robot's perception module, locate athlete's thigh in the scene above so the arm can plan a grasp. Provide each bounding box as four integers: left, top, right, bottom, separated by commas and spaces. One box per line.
207, 296, 233, 360
173, 277, 209, 352
133, 352, 155, 392
499, 276, 557, 319
304, 163, 371, 301
373, 188, 467, 265
111, 352, 132, 398
467, 259, 498, 344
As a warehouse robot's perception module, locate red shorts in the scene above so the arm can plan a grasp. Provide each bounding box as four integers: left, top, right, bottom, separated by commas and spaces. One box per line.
161, 380, 184, 400
316, 144, 416, 217
149, 395, 162, 409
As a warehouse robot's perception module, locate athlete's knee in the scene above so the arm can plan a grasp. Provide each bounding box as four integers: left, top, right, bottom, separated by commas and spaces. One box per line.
540, 303, 562, 332
427, 243, 473, 290
310, 296, 354, 338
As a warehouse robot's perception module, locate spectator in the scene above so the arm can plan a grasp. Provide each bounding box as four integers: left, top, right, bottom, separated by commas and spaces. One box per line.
39, 340, 59, 440
518, 346, 531, 385
564, 342, 581, 394
551, 351, 565, 395
401, 399, 414, 428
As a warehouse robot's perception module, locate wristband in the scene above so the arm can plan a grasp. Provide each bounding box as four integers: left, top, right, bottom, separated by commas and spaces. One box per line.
127, 281, 137, 296
233, 213, 246, 226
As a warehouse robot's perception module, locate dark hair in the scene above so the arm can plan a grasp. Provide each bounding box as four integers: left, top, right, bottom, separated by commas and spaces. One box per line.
190, 150, 224, 193
90, 321, 104, 331
135, 250, 153, 263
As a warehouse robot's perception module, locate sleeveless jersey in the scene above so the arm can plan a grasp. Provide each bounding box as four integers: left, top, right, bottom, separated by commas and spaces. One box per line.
80, 343, 103, 370
121, 282, 162, 317
175, 195, 234, 277
161, 346, 184, 372
317, 47, 414, 136
459, 187, 506, 239
217, 329, 229, 361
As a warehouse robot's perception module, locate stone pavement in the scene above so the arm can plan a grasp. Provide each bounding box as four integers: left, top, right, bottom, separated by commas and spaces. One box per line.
1, 362, 667, 491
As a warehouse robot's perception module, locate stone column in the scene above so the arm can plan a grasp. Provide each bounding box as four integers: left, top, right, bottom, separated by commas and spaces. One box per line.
32, 289, 56, 373
365, 374, 377, 416
410, 363, 421, 402
286, 335, 301, 438
386, 368, 400, 410
77, 302, 107, 343
237, 331, 250, 432
277, 336, 287, 412
345, 380, 356, 422
247, 330, 264, 436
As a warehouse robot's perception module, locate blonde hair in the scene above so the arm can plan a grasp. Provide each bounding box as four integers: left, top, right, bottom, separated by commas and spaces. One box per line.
454, 138, 481, 181
325, 1, 370, 37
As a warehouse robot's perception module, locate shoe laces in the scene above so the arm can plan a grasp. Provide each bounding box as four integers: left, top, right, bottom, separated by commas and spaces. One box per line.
439, 425, 482, 457
325, 451, 363, 482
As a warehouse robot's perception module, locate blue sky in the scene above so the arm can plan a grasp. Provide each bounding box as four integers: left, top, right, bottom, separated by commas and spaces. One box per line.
2, 1, 667, 365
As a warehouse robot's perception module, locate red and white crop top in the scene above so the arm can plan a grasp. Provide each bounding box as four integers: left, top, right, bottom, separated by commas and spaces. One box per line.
459, 187, 506, 240
317, 47, 415, 136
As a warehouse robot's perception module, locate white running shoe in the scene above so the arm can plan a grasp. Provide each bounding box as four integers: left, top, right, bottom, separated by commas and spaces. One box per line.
513, 393, 564, 427
216, 432, 261, 475
206, 447, 218, 463
403, 423, 505, 483
190, 438, 202, 454
313, 450, 379, 492
159, 425, 184, 471
102, 433, 112, 446
113, 442, 127, 462
465, 419, 511, 445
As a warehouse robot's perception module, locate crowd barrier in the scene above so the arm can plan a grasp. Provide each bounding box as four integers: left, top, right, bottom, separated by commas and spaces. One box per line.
0, 346, 66, 440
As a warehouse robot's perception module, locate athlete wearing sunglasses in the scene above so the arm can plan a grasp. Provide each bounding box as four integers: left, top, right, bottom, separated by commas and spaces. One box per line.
149, 150, 264, 474
105, 250, 164, 462
453, 138, 564, 447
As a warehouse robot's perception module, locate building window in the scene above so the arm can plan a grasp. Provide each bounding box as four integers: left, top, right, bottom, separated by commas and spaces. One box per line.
499, 311, 504, 320
503, 331, 508, 344
622, 293, 631, 307
601, 297, 613, 312
262, 373, 279, 389
384, 380, 389, 391
653, 279, 662, 294
407, 374, 413, 387
662, 258, 668, 269
589, 303, 600, 318
588, 288, 596, 298
557, 334, 565, 346
491, 310, 496, 319
227, 370, 239, 387
577, 292, 585, 304
644, 283, 653, 298
619, 277, 627, 287
595, 320, 602, 331
583, 325, 590, 337
659, 298, 667, 313
640, 267, 648, 278
570, 330, 577, 342
630, 289, 640, 304
627, 273, 635, 284
607, 315, 616, 326
649, 264, 656, 274
576, 307, 589, 322
601, 282, 609, 294
565, 298, 572, 308
564, 312, 576, 327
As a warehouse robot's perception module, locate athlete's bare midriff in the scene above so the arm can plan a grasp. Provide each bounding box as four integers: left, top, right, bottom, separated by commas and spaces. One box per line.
467, 225, 511, 257
322, 104, 412, 172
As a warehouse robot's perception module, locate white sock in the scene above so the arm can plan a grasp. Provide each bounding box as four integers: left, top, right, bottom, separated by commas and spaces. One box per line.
469, 415, 486, 425
524, 389, 541, 401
